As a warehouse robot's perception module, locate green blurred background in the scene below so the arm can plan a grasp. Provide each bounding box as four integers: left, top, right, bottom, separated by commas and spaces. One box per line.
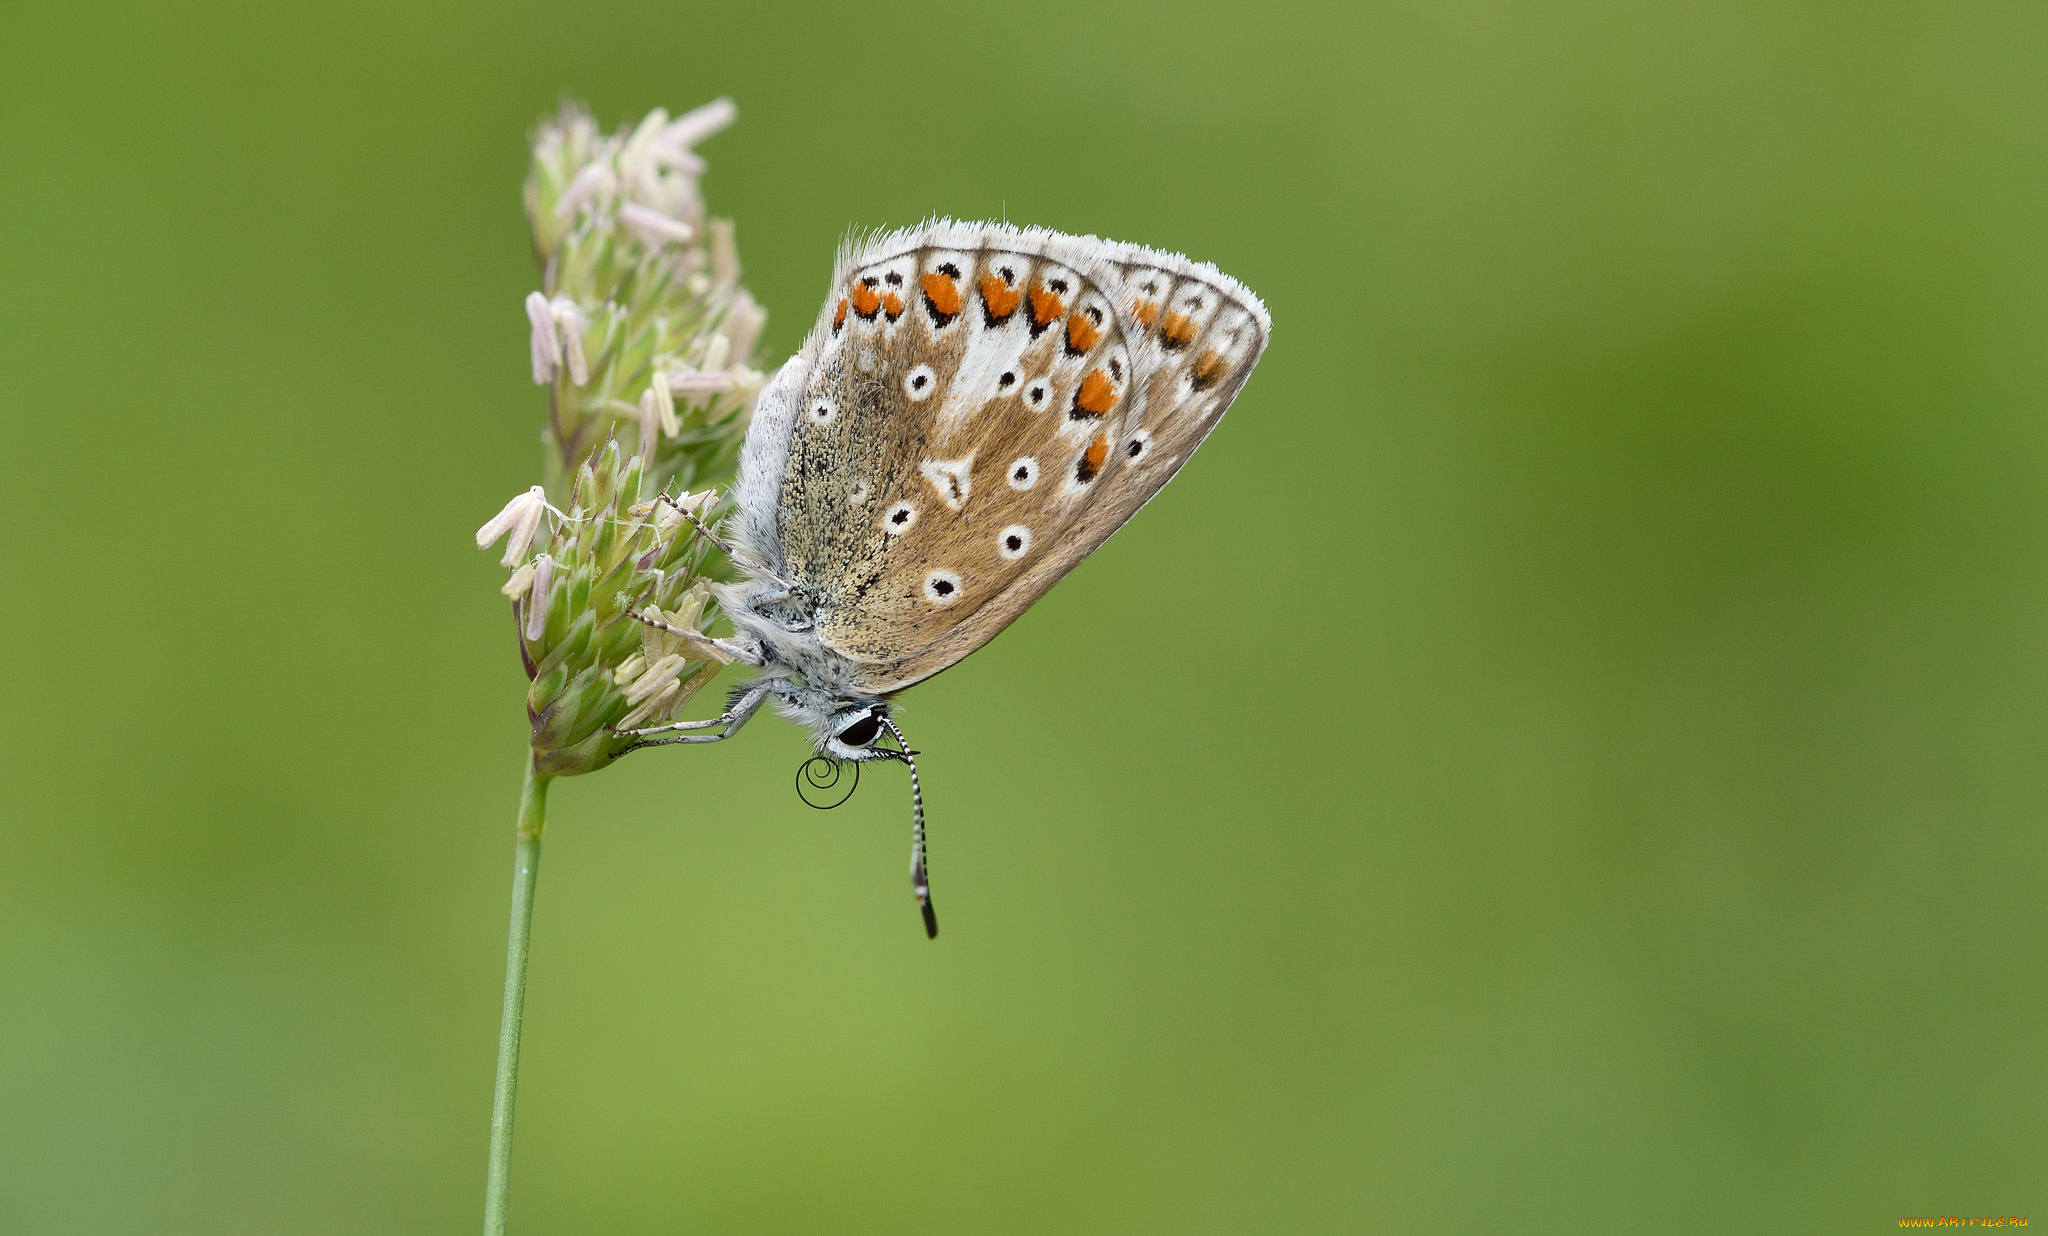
2, 1, 2042, 1231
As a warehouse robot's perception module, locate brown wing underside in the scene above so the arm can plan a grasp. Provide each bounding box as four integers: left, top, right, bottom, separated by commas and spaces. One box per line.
773, 227, 1268, 695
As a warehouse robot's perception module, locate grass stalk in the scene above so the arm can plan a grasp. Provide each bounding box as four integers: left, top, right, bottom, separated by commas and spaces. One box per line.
483, 751, 549, 1235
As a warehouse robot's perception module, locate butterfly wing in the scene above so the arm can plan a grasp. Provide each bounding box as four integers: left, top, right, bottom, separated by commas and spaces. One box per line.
862, 237, 1272, 692
733, 221, 1269, 695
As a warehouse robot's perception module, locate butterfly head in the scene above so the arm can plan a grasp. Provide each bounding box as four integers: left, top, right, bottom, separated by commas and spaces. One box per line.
820, 701, 898, 762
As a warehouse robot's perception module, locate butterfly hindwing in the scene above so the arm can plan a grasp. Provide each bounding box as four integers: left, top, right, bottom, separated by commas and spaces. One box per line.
740, 221, 1267, 695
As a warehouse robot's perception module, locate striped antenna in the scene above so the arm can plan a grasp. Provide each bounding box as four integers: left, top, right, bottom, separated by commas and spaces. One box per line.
878, 715, 937, 939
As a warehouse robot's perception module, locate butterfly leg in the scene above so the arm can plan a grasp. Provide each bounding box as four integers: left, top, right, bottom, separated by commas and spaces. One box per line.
628, 606, 766, 667
652, 492, 794, 590
615, 680, 773, 751
654, 492, 739, 557
610, 714, 729, 737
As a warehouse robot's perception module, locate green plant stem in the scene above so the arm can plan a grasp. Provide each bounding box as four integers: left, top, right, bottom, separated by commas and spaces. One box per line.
484, 750, 549, 1236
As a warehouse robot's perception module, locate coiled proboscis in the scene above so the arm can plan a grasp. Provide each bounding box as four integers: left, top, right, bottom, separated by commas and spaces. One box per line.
795, 755, 859, 809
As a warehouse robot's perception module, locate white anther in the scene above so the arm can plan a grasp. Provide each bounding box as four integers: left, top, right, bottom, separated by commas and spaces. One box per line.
525, 293, 558, 384
524, 554, 556, 640
710, 218, 739, 286
550, 297, 587, 386
618, 110, 669, 198
553, 160, 616, 221
662, 97, 736, 151
637, 387, 661, 461
503, 498, 545, 566
501, 560, 537, 598
624, 652, 686, 704
650, 370, 678, 437
647, 101, 712, 177
700, 331, 730, 373
663, 368, 735, 396
650, 145, 706, 177
670, 579, 710, 629
613, 653, 647, 685
477, 486, 549, 566
618, 202, 695, 246
615, 678, 681, 731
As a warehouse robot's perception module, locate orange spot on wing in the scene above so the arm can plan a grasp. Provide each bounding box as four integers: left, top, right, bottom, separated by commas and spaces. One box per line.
833, 297, 848, 330
850, 284, 881, 319
1076, 433, 1110, 483
979, 273, 1021, 320
1066, 312, 1102, 354
882, 291, 903, 319
1191, 349, 1229, 390
1159, 311, 1197, 349
921, 271, 963, 318
1133, 298, 1160, 327
1073, 370, 1117, 417
1029, 282, 1065, 326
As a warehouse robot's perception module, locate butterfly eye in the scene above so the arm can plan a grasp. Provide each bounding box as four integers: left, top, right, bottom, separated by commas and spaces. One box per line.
884, 503, 917, 535
923, 571, 962, 604
997, 371, 1016, 390
1125, 429, 1152, 461
835, 712, 883, 748
1006, 457, 1039, 490
810, 400, 836, 424
1026, 384, 1047, 407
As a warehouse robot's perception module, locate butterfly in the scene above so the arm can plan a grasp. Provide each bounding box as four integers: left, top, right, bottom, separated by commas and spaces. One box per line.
622, 220, 1269, 935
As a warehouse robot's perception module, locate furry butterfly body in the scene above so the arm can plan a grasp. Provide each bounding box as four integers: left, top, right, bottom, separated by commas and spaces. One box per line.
622, 220, 1269, 932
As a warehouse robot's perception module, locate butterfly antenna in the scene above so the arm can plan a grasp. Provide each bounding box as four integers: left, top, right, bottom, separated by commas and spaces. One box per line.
878, 715, 937, 939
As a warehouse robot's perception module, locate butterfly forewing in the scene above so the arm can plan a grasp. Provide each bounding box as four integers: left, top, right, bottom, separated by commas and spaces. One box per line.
1091, 253, 1268, 525
749, 222, 1267, 694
